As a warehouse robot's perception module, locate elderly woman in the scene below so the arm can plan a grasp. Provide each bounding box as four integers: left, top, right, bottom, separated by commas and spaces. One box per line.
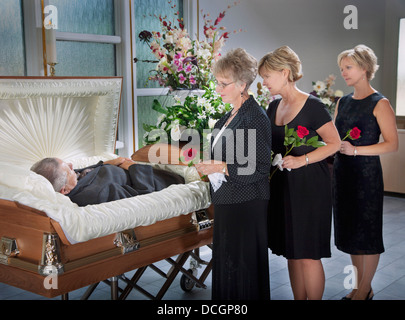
258, 46, 340, 300
195, 48, 272, 300
334, 45, 398, 300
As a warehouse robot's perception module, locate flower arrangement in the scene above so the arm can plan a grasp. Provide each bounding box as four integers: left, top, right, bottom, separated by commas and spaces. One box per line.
256, 82, 276, 109
136, 1, 240, 90
310, 74, 344, 115
270, 125, 326, 179
142, 81, 232, 148
342, 127, 361, 141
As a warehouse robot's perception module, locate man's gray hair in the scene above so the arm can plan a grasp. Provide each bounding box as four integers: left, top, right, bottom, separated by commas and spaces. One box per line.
31, 158, 67, 192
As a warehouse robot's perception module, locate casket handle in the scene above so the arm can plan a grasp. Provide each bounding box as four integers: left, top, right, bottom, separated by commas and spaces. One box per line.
192, 210, 213, 231
38, 233, 64, 276
114, 230, 140, 254
0, 237, 20, 265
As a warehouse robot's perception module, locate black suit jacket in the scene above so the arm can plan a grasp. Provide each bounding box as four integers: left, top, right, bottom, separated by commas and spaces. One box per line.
210, 96, 272, 204
68, 162, 184, 206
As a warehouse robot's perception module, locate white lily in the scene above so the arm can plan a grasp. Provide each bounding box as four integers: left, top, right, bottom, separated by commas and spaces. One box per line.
170, 124, 186, 141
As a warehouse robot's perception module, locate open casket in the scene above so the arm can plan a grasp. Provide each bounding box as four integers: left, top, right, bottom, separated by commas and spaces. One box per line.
0, 77, 213, 299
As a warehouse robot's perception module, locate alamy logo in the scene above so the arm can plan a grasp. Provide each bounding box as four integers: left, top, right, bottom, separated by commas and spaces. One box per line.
343, 5, 358, 30
43, 266, 59, 290
44, 5, 58, 30
343, 265, 358, 290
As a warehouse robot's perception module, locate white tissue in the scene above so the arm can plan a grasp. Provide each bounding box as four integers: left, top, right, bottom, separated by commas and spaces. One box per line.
272, 153, 291, 172
208, 172, 227, 192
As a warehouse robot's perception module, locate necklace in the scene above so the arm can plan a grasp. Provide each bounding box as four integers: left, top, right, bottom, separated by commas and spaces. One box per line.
230, 108, 238, 116
225, 108, 239, 127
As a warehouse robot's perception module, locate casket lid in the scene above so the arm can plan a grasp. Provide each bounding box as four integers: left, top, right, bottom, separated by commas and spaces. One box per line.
0, 77, 122, 169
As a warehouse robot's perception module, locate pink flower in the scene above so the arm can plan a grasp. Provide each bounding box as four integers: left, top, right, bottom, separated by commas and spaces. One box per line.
189, 75, 196, 85
214, 11, 225, 25
173, 59, 181, 67
178, 73, 186, 84
185, 64, 193, 73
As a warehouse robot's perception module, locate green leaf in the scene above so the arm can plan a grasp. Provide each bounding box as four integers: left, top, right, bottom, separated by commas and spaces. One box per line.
292, 131, 300, 140
143, 123, 155, 131
311, 141, 327, 148
152, 99, 168, 114
287, 137, 295, 145
306, 136, 319, 145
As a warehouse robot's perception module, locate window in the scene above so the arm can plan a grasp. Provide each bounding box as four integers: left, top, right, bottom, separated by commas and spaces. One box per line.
0, 0, 26, 76
134, 0, 184, 89
133, 0, 185, 148
397, 18, 405, 116
48, 0, 118, 76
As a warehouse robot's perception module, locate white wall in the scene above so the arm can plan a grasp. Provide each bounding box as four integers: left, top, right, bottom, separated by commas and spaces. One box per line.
199, 0, 401, 104
382, 0, 405, 111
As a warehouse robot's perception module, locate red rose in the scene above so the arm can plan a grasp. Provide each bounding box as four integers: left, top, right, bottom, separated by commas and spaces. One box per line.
183, 148, 197, 162
350, 127, 361, 140
297, 126, 309, 139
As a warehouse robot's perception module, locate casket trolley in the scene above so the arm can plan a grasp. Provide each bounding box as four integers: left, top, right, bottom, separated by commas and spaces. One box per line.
0, 77, 213, 299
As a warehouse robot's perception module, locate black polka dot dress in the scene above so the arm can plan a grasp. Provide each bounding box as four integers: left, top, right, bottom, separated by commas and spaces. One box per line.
210, 96, 272, 300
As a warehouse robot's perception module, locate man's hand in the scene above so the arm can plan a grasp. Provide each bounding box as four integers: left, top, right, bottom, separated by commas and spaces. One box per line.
118, 159, 137, 170
104, 157, 130, 167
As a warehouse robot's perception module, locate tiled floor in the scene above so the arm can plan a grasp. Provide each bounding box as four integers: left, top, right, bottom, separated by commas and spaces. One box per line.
1, 195, 404, 300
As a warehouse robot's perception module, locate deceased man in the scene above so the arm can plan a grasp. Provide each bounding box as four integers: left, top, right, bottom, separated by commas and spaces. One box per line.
31, 157, 184, 206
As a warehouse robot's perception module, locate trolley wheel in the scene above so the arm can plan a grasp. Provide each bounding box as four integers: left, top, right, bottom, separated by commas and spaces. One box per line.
180, 269, 197, 292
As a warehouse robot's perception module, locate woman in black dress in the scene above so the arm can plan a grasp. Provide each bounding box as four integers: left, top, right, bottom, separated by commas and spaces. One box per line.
196, 48, 272, 300
334, 45, 398, 300
259, 46, 340, 300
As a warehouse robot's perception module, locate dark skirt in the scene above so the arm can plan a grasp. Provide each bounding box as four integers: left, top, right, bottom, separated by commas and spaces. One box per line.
268, 161, 332, 260
333, 154, 385, 255
212, 199, 270, 300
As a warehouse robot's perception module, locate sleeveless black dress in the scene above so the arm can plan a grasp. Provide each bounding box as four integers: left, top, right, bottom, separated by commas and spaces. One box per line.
333, 92, 385, 255
267, 95, 333, 259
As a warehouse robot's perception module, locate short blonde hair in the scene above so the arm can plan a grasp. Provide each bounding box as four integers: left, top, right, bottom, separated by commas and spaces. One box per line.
337, 44, 379, 81
212, 48, 257, 91
258, 46, 303, 82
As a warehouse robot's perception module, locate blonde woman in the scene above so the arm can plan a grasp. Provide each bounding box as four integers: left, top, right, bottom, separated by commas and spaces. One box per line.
258, 46, 340, 300
333, 44, 398, 300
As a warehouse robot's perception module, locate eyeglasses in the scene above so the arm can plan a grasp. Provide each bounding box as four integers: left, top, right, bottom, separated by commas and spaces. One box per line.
215, 81, 235, 89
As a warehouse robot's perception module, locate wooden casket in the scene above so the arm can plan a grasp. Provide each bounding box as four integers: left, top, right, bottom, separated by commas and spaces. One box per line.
0, 77, 212, 298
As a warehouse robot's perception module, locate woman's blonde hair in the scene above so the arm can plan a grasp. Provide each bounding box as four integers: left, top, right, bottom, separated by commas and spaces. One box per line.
212, 48, 257, 91
258, 46, 303, 82
337, 44, 379, 81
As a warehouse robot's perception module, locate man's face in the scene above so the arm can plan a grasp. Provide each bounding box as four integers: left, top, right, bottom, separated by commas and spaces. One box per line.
57, 158, 77, 194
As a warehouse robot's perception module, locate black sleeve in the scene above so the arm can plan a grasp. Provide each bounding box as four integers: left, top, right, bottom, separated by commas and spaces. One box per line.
310, 97, 333, 131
